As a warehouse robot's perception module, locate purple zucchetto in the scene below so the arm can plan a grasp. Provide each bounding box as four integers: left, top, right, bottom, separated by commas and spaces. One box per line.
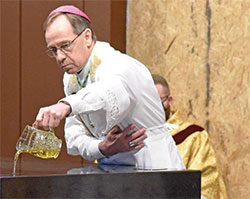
48, 5, 91, 23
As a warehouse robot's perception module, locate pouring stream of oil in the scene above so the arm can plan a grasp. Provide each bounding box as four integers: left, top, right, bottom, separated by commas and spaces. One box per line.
13, 127, 61, 176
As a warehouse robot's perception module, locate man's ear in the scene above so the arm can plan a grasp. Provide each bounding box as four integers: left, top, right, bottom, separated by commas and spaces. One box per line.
168, 95, 173, 106
83, 28, 92, 47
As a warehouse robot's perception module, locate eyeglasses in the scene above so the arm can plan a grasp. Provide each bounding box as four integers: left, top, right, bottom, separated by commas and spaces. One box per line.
46, 29, 85, 58
161, 96, 169, 104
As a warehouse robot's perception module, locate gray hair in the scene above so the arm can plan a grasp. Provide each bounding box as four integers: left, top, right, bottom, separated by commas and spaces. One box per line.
43, 12, 97, 41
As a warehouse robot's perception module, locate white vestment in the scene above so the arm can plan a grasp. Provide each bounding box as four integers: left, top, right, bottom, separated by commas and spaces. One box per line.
61, 41, 185, 170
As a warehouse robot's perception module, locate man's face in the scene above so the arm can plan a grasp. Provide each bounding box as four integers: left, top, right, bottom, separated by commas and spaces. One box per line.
45, 15, 92, 74
155, 83, 171, 120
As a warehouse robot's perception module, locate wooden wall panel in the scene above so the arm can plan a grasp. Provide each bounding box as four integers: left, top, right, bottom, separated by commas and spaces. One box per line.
85, 0, 111, 43
0, 0, 21, 175
111, 0, 126, 53
85, 0, 126, 52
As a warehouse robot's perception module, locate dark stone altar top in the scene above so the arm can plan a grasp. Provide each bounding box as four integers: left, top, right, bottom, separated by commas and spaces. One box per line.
0, 165, 201, 198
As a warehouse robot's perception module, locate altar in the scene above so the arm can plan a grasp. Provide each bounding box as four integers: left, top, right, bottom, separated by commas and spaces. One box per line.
0, 165, 200, 198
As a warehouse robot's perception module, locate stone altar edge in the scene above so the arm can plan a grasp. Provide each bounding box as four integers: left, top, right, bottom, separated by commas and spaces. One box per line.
1, 170, 201, 198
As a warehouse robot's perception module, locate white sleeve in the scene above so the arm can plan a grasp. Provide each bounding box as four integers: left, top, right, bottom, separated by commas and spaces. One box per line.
64, 114, 105, 161
61, 75, 133, 136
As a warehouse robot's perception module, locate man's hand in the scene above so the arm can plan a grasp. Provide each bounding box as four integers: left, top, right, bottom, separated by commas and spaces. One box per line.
33, 102, 71, 130
99, 124, 147, 156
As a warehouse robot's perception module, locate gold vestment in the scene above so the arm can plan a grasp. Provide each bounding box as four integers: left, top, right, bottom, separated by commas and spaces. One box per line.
167, 110, 227, 199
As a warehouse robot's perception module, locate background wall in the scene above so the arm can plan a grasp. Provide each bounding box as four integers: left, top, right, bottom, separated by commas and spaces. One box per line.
1, 0, 250, 197
0, 0, 126, 175
127, 0, 250, 198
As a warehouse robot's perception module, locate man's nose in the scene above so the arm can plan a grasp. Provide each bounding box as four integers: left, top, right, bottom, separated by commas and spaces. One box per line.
56, 49, 66, 62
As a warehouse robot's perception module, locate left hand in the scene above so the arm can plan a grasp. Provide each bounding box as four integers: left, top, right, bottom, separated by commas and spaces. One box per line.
33, 102, 71, 130
98, 124, 147, 156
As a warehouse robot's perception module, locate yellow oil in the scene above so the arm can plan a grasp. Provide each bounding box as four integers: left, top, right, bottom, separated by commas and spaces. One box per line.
12, 148, 60, 176
13, 150, 21, 176
13, 126, 62, 176
22, 148, 60, 159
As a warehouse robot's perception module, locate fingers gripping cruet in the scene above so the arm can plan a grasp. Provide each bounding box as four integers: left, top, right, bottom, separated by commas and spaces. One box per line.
13, 125, 62, 176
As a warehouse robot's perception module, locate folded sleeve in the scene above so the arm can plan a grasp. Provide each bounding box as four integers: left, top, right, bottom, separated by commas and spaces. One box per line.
61, 74, 134, 136
64, 114, 105, 161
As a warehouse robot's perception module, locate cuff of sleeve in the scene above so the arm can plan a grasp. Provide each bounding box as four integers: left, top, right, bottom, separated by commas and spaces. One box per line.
88, 139, 106, 160
67, 147, 80, 156
58, 100, 72, 117
62, 94, 84, 115
77, 139, 105, 161
59, 95, 79, 117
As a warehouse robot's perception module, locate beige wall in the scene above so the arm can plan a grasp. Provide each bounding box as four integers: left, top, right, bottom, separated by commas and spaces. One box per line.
127, 0, 250, 198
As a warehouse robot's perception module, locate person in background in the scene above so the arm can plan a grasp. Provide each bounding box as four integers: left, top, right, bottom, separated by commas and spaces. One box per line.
152, 74, 227, 199
34, 5, 185, 170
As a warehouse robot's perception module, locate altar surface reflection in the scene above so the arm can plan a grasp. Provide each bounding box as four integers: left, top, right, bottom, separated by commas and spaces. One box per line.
1, 162, 201, 199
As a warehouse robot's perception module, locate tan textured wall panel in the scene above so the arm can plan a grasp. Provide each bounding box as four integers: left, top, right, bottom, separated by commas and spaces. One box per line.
127, 0, 250, 198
